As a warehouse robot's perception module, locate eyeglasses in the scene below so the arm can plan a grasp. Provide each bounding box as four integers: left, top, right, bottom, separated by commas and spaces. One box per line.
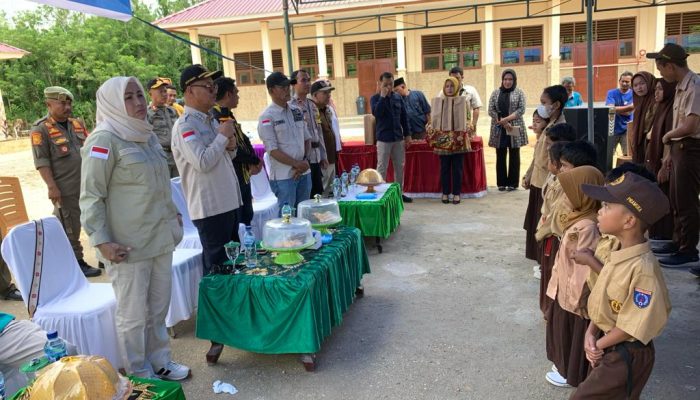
189, 83, 217, 92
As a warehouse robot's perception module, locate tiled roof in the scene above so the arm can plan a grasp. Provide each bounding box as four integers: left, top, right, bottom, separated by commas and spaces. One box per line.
155, 0, 373, 25
0, 42, 29, 55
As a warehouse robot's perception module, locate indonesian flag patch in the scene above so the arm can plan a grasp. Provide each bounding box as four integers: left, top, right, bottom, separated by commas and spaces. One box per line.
182, 130, 196, 142
261, 119, 272, 126
633, 288, 652, 309
89, 145, 110, 160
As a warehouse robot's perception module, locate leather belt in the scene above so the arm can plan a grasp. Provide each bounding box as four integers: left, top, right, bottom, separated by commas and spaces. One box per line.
311, 142, 321, 149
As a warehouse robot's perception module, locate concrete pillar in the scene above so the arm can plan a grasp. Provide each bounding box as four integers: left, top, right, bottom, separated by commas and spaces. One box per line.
316, 20, 328, 79
219, 34, 235, 78
188, 29, 202, 65
483, 6, 496, 100
654, 6, 667, 53
396, 9, 406, 77
549, 1, 561, 86
260, 21, 274, 78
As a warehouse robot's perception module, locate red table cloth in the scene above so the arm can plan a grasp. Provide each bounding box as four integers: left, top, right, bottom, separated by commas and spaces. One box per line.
336, 138, 487, 197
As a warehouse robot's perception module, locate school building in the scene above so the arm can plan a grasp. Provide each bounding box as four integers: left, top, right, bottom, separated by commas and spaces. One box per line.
156, 0, 700, 120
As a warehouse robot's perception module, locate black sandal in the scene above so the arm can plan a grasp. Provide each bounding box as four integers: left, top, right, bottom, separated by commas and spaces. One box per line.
452, 195, 461, 205
441, 195, 449, 204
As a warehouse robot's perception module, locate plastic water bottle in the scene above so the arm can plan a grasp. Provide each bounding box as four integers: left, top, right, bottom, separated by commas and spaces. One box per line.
281, 202, 292, 219
243, 226, 257, 268
0, 370, 6, 400
44, 330, 67, 362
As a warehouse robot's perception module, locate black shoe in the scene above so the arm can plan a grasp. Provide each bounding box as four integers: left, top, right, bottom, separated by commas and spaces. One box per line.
402, 195, 413, 203
689, 267, 700, 277
651, 242, 678, 255
78, 259, 102, 277
3, 285, 22, 301
98, 261, 105, 269
498, 186, 506, 192
658, 252, 700, 268
441, 195, 449, 204
507, 186, 517, 192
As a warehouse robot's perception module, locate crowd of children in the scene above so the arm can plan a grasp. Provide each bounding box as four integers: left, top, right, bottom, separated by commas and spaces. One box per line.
520, 63, 688, 397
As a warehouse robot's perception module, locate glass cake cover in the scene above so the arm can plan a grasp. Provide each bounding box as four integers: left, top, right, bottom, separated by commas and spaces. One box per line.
262, 217, 314, 249
297, 196, 342, 225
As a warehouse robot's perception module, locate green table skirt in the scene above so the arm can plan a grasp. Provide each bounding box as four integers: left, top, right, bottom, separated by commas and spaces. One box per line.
338, 182, 404, 238
196, 226, 370, 354
10, 376, 185, 400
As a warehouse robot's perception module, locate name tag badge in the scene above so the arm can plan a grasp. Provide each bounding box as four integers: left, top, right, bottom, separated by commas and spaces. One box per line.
273, 120, 285, 127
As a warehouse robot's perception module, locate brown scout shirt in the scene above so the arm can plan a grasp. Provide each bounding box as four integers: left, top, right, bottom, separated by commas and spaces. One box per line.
672, 69, 700, 140
587, 242, 671, 345
31, 116, 87, 196
317, 104, 337, 164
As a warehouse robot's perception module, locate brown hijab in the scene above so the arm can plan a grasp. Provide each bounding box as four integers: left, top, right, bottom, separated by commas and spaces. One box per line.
630, 72, 657, 164
645, 79, 676, 174
554, 166, 605, 233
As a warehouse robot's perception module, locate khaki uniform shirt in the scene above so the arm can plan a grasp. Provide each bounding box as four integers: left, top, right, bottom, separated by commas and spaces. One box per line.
171, 106, 242, 221
80, 131, 181, 262
672, 70, 700, 140
31, 116, 87, 196
587, 242, 671, 345
258, 102, 312, 181
535, 174, 563, 241
147, 104, 178, 165
525, 114, 567, 188
587, 234, 622, 290
546, 218, 600, 316
291, 95, 327, 164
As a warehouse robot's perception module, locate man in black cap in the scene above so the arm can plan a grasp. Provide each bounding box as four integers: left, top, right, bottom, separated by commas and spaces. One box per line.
393, 77, 431, 140
258, 72, 312, 210
646, 43, 700, 270
146, 77, 179, 177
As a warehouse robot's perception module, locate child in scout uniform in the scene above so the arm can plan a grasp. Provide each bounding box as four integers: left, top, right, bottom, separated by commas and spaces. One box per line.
544, 165, 604, 388
571, 172, 671, 399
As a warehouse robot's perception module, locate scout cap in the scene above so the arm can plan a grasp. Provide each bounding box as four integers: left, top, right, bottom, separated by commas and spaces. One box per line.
310, 80, 335, 95
146, 77, 172, 90
393, 77, 405, 88
266, 71, 296, 89
180, 64, 222, 91
44, 86, 73, 101
646, 43, 689, 63
581, 172, 670, 225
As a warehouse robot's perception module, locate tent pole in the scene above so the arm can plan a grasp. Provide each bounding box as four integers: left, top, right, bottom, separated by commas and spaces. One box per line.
586, 0, 594, 143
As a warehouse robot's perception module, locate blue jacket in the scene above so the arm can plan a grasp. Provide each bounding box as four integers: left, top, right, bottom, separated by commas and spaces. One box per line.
370, 92, 410, 143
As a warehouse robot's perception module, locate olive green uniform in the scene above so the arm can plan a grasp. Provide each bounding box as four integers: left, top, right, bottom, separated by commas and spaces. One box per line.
147, 104, 179, 177
31, 115, 87, 261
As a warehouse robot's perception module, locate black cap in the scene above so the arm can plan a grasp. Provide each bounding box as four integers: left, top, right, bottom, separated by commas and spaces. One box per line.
310, 80, 335, 95
393, 77, 405, 88
581, 172, 670, 226
646, 43, 689, 63
180, 64, 222, 91
266, 72, 296, 89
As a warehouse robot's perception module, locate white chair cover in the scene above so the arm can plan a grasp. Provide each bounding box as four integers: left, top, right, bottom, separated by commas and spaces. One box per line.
165, 248, 203, 328
170, 177, 201, 250
250, 161, 279, 239
0, 217, 121, 368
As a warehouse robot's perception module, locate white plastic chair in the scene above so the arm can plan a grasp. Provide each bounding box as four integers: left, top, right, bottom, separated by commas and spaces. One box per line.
250, 157, 279, 239
170, 177, 201, 250
0, 217, 121, 368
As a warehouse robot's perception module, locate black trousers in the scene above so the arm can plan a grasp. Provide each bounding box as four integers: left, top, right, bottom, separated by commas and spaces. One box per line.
669, 139, 700, 255
237, 178, 254, 227
192, 209, 238, 275
310, 162, 324, 198
439, 153, 464, 195
496, 147, 520, 188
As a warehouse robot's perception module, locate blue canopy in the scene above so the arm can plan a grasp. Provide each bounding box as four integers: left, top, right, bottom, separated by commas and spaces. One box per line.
30, 0, 133, 21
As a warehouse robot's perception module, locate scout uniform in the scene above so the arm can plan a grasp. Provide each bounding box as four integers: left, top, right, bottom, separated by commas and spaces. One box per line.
575, 172, 672, 400
30, 87, 99, 275
147, 104, 179, 177
291, 93, 327, 198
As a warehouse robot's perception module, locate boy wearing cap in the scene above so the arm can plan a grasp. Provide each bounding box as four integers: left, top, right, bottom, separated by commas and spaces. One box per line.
393, 77, 431, 140
258, 71, 312, 210
646, 43, 700, 271
570, 172, 672, 399
146, 77, 179, 177
31, 86, 101, 278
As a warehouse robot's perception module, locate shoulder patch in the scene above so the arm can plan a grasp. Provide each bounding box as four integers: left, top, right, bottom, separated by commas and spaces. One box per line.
291, 108, 304, 122
633, 288, 652, 309
89, 145, 110, 160
31, 131, 43, 146
182, 130, 196, 142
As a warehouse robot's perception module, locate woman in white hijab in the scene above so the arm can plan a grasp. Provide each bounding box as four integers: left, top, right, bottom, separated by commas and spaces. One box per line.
80, 77, 190, 380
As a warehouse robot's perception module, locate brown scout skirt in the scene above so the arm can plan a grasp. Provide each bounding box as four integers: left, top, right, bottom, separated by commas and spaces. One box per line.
523, 186, 543, 262
546, 297, 590, 387
571, 342, 655, 400
539, 236, 559, 316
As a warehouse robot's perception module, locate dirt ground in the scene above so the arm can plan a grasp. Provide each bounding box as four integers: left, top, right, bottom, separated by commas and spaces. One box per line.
0, 123, 698, 399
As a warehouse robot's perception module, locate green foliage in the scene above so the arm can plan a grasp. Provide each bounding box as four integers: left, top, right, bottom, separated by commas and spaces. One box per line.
0, 0, 220, 129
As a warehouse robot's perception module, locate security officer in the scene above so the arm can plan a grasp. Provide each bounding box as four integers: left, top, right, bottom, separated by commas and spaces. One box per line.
146, 77, 179, 177
31, 86, 101, 277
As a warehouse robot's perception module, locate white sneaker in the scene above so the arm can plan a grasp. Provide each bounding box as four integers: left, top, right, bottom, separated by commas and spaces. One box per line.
533, 270, 541, 280
155, 361, 191, 381
551, 364, 558, 373
545, 370, 571, 388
